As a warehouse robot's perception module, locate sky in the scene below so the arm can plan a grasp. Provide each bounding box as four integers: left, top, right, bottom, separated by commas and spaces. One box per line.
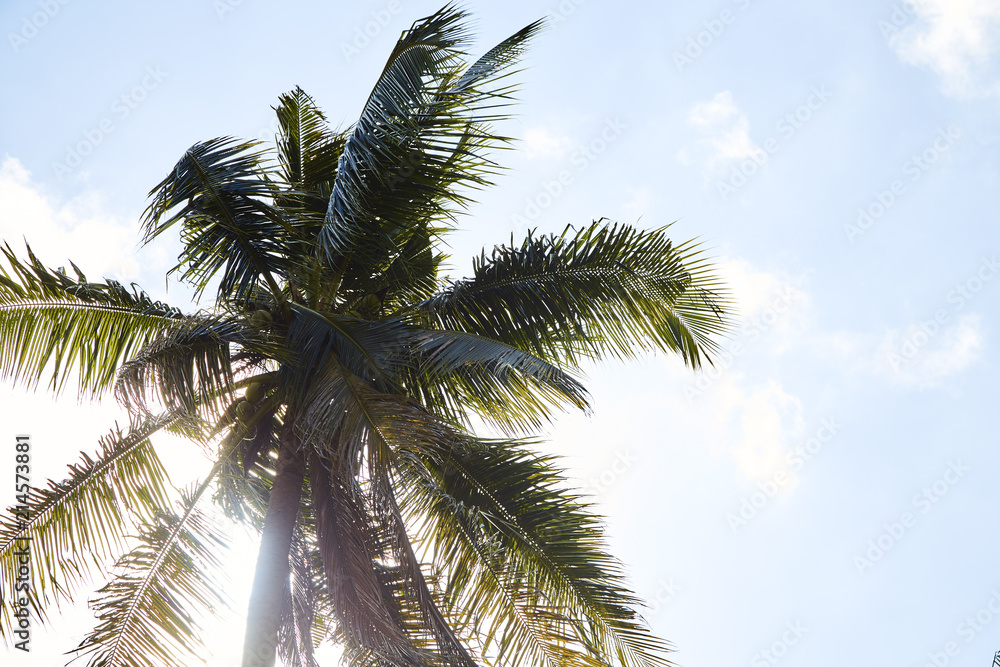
2, 0, 1000, 666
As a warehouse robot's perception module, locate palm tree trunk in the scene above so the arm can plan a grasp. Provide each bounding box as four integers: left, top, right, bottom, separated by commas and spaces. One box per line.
242, 428, 306, 667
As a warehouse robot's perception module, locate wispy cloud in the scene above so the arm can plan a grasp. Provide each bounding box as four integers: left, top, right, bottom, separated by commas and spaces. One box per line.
677, 92, 763, 177
820, 314, 985, 390
0, 156, 143, 280
878, 314, 985, 388
889, 0, 1000, 98
731, 381, 805, 482
521, 126, 574, 160
659, 259, 812, 483
717, 259, 811, 329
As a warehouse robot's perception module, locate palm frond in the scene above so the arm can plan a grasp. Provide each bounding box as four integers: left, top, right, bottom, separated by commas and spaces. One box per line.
71, 485, 231, 667
418, 221, 732, 369
310, 455, 425, 666
373, 225, 445, 314
275, 86, 346, 194
450, 17, 544, 98
280, 305, 413, 412
294, 343, 473, 473
397, 438, 675, 667
340, 224, 448, 315
142, 137, 292, 305
0, 243, 182, 398
214, 449, 271, 530
299, 377, 483, 667
289, 308, 588, 439
368, 446, 479, 667
317, 5, 542, 289
405, 328, 590, 434
273, 88, 348, 296
278, 527, 334, 667
114, 313, 271, 419
311, 443, 480, 667
318, 5, 467, 264
0, 415, 177, 636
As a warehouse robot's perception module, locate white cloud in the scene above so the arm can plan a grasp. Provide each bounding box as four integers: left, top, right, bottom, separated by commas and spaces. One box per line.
878, 313, 984, 388
820, 313, 984, 389
653, 259, 811, 483
677, 92, 764, 177
0, 156, 142, 280
689, 259, 812, 362
653, 356, 808, 486
889, 0, 1000, 97
521, 126, 573, 159
731, 381, 805, 482
686, 91, 744, 129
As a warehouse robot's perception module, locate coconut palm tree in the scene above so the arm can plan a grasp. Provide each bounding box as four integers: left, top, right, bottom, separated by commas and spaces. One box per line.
0, 6, 729, 667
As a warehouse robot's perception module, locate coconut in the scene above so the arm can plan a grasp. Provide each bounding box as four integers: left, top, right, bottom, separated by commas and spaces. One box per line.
245, 381, 266, 403
250, 309, 273, 328
359, 294, 381, 314
235, 400, 254, 422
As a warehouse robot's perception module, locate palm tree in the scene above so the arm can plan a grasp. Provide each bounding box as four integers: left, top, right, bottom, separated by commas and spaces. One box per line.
0, 6, 729, 667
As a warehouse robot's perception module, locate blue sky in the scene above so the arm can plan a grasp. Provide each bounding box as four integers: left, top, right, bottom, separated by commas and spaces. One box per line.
3, 0, 1000, 666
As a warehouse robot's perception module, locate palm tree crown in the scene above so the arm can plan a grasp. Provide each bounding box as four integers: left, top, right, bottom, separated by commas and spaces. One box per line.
0, 6, 730, 667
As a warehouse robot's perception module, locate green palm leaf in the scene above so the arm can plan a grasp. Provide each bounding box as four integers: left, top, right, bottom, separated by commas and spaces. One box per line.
273, 87, 348, 301
0, 243, 182, 397
419, 221, 730, 369
142, 137, 291, 305
115, 313, 274, 419
280, 305, 412, 413
0, 415, 177, 634
288, 304, 589, 436
406, 328, 590, 433
71, 485, 231, 667
274, 86, 345, 195
398, 438, 674, 667
317, 5, 542, 286
317, 5, 467, 266
369, 225, 444, 315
